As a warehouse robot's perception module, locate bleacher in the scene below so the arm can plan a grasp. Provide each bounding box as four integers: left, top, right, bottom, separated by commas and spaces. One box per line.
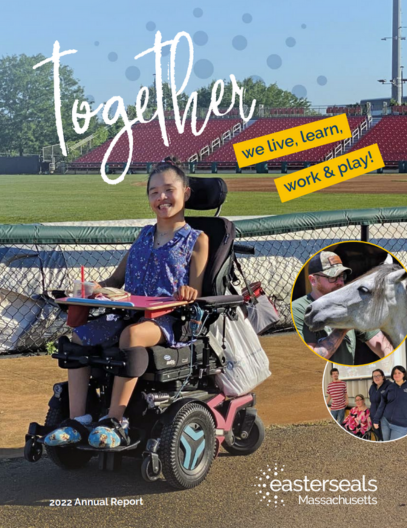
72, 119, 241, 171
67, 111, 406, 174
326, 106, 363, 116
203, 117, 367, 169
348, 116, 407, 167
391, 105, 407, 115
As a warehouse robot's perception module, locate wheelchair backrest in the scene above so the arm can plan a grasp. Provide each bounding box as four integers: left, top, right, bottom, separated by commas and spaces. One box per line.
186, 217, 236, 296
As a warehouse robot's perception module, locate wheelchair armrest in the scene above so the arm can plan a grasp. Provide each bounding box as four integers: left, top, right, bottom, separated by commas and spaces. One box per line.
195, 295, 245, 308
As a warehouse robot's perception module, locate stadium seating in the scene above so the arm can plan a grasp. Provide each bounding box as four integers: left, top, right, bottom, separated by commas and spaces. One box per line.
349, 116, 407, 164
72, 113, 396, 171
326, 106, 363, 115
204, 117, 367, 165
74, 119, 241, 164
391, 105, 407, 115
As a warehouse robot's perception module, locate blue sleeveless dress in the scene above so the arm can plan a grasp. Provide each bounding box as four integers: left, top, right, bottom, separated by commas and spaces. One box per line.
74, 223, 202, 348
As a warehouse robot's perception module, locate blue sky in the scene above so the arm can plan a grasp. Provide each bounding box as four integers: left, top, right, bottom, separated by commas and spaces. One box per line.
2, 0, 407, 108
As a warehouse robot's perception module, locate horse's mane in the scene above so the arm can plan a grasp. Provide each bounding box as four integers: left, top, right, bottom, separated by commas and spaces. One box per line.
349, 263, 405, 321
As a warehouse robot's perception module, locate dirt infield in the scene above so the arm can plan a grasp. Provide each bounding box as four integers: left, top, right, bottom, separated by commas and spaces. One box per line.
0, 333, 327, 455
226, 174, 406, 194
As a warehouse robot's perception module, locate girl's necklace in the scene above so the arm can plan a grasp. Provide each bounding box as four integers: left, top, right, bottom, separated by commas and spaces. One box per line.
155, 232, 171, 247
154, 223, 185, 247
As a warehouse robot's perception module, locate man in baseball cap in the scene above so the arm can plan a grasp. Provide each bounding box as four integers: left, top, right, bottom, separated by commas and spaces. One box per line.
292, 250, 392, 365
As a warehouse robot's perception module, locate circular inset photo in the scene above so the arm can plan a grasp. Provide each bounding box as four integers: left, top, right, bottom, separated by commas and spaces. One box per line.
323, 351, 407, 442
291, 241, 407, 366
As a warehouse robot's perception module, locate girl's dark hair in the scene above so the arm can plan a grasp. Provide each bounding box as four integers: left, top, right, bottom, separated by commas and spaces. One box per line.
147, 156, 189, 194
371, 369, 386, 385
391, 365, 407, 381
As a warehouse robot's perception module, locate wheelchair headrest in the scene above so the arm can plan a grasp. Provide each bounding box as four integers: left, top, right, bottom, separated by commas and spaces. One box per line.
185, 177, 228, 211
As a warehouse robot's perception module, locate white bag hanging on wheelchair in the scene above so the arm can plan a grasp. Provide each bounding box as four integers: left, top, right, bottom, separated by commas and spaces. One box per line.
209, 306, 271, 397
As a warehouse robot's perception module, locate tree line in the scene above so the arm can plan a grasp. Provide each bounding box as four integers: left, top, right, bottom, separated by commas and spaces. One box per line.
0, 54, 310, 157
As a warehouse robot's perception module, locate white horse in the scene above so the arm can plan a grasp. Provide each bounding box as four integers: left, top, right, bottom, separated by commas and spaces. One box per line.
304, 254, 407, 349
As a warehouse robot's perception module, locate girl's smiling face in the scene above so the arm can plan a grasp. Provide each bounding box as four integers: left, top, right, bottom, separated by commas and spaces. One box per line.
148, 170, 190, 219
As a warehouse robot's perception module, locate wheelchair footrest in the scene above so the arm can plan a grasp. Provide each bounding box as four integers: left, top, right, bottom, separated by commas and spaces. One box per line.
27, 422, 58, 438
75, 439, 140, 452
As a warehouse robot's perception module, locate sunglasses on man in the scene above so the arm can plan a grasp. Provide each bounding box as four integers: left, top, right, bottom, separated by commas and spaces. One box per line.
313, 272, 348, 283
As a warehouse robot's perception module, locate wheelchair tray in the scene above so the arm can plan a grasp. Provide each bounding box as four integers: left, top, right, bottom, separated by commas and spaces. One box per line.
56, 296, 189, 319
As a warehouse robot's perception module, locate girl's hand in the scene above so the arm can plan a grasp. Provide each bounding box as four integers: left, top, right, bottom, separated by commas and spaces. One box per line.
174, 285, 198, 301
373, 423, 379, 429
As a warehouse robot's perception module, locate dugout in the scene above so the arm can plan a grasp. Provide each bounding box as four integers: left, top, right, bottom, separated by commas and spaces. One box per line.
0, 156, 40, 175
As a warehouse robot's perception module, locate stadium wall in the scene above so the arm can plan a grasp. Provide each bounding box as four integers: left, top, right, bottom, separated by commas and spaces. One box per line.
0, 156, 40, 175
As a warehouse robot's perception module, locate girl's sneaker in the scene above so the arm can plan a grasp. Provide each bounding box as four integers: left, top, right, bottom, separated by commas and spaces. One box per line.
88, 417, 130, 449
43, 416, 93, 447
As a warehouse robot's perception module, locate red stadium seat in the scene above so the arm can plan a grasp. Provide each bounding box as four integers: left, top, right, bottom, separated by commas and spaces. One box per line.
349, 116, 407, 163
205, 117, 366, 164
74, 119, 241, 164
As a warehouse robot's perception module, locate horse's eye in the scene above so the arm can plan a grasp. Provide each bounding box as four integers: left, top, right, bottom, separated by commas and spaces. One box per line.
358, 286, 370, 294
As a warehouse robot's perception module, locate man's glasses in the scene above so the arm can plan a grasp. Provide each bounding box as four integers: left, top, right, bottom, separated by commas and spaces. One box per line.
314, 272, 348, 283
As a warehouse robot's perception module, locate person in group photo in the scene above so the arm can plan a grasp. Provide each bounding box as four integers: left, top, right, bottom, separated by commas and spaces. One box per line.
342, 394, 372, 437
292, 251, 393, 365
373, 365, 407, 441
368, 369, 393, 441
326, 367, 348, 423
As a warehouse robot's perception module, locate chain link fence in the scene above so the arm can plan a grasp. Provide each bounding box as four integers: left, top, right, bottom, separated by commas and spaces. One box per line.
0, 208, 406, 353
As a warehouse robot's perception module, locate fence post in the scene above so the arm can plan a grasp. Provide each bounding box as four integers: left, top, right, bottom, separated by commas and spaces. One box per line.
361, 225, 370, 242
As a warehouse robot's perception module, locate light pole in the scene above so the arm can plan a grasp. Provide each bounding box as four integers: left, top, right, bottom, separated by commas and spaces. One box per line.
377, 75, 407, 108
380, 0, 406, 104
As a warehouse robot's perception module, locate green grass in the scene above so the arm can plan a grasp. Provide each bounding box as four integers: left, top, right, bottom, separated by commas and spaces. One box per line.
0, 174, 405, 224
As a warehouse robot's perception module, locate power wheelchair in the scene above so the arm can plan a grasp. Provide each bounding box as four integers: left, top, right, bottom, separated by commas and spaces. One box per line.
24, 177, 266, 489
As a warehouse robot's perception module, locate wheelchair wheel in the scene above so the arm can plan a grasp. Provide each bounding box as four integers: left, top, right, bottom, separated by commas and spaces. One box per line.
160, 402, 216, 489
360, 429, 381, 442
141, 456, 162, 482
44, 407, 94, 469
222, 413, 265, 456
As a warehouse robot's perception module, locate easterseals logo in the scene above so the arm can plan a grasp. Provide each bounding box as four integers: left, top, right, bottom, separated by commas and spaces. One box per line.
253, 464, 286, 507
254, 464, 378, 506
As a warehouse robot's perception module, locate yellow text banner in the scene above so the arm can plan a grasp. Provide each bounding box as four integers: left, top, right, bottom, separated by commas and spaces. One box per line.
233, 114, 351, 168
275, 144, 384, 203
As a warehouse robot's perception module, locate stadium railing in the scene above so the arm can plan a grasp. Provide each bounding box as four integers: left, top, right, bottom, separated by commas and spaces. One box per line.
0, 207, 406, 353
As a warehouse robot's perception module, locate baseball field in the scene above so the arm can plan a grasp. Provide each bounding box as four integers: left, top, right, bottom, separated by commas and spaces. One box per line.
0, 172, 406, 224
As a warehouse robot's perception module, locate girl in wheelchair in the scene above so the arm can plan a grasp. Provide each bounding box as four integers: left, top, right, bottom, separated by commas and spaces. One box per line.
44, 156, 209, 449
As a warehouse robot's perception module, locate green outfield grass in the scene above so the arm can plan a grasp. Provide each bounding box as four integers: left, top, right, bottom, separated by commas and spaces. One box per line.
0, 174, 405, 224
